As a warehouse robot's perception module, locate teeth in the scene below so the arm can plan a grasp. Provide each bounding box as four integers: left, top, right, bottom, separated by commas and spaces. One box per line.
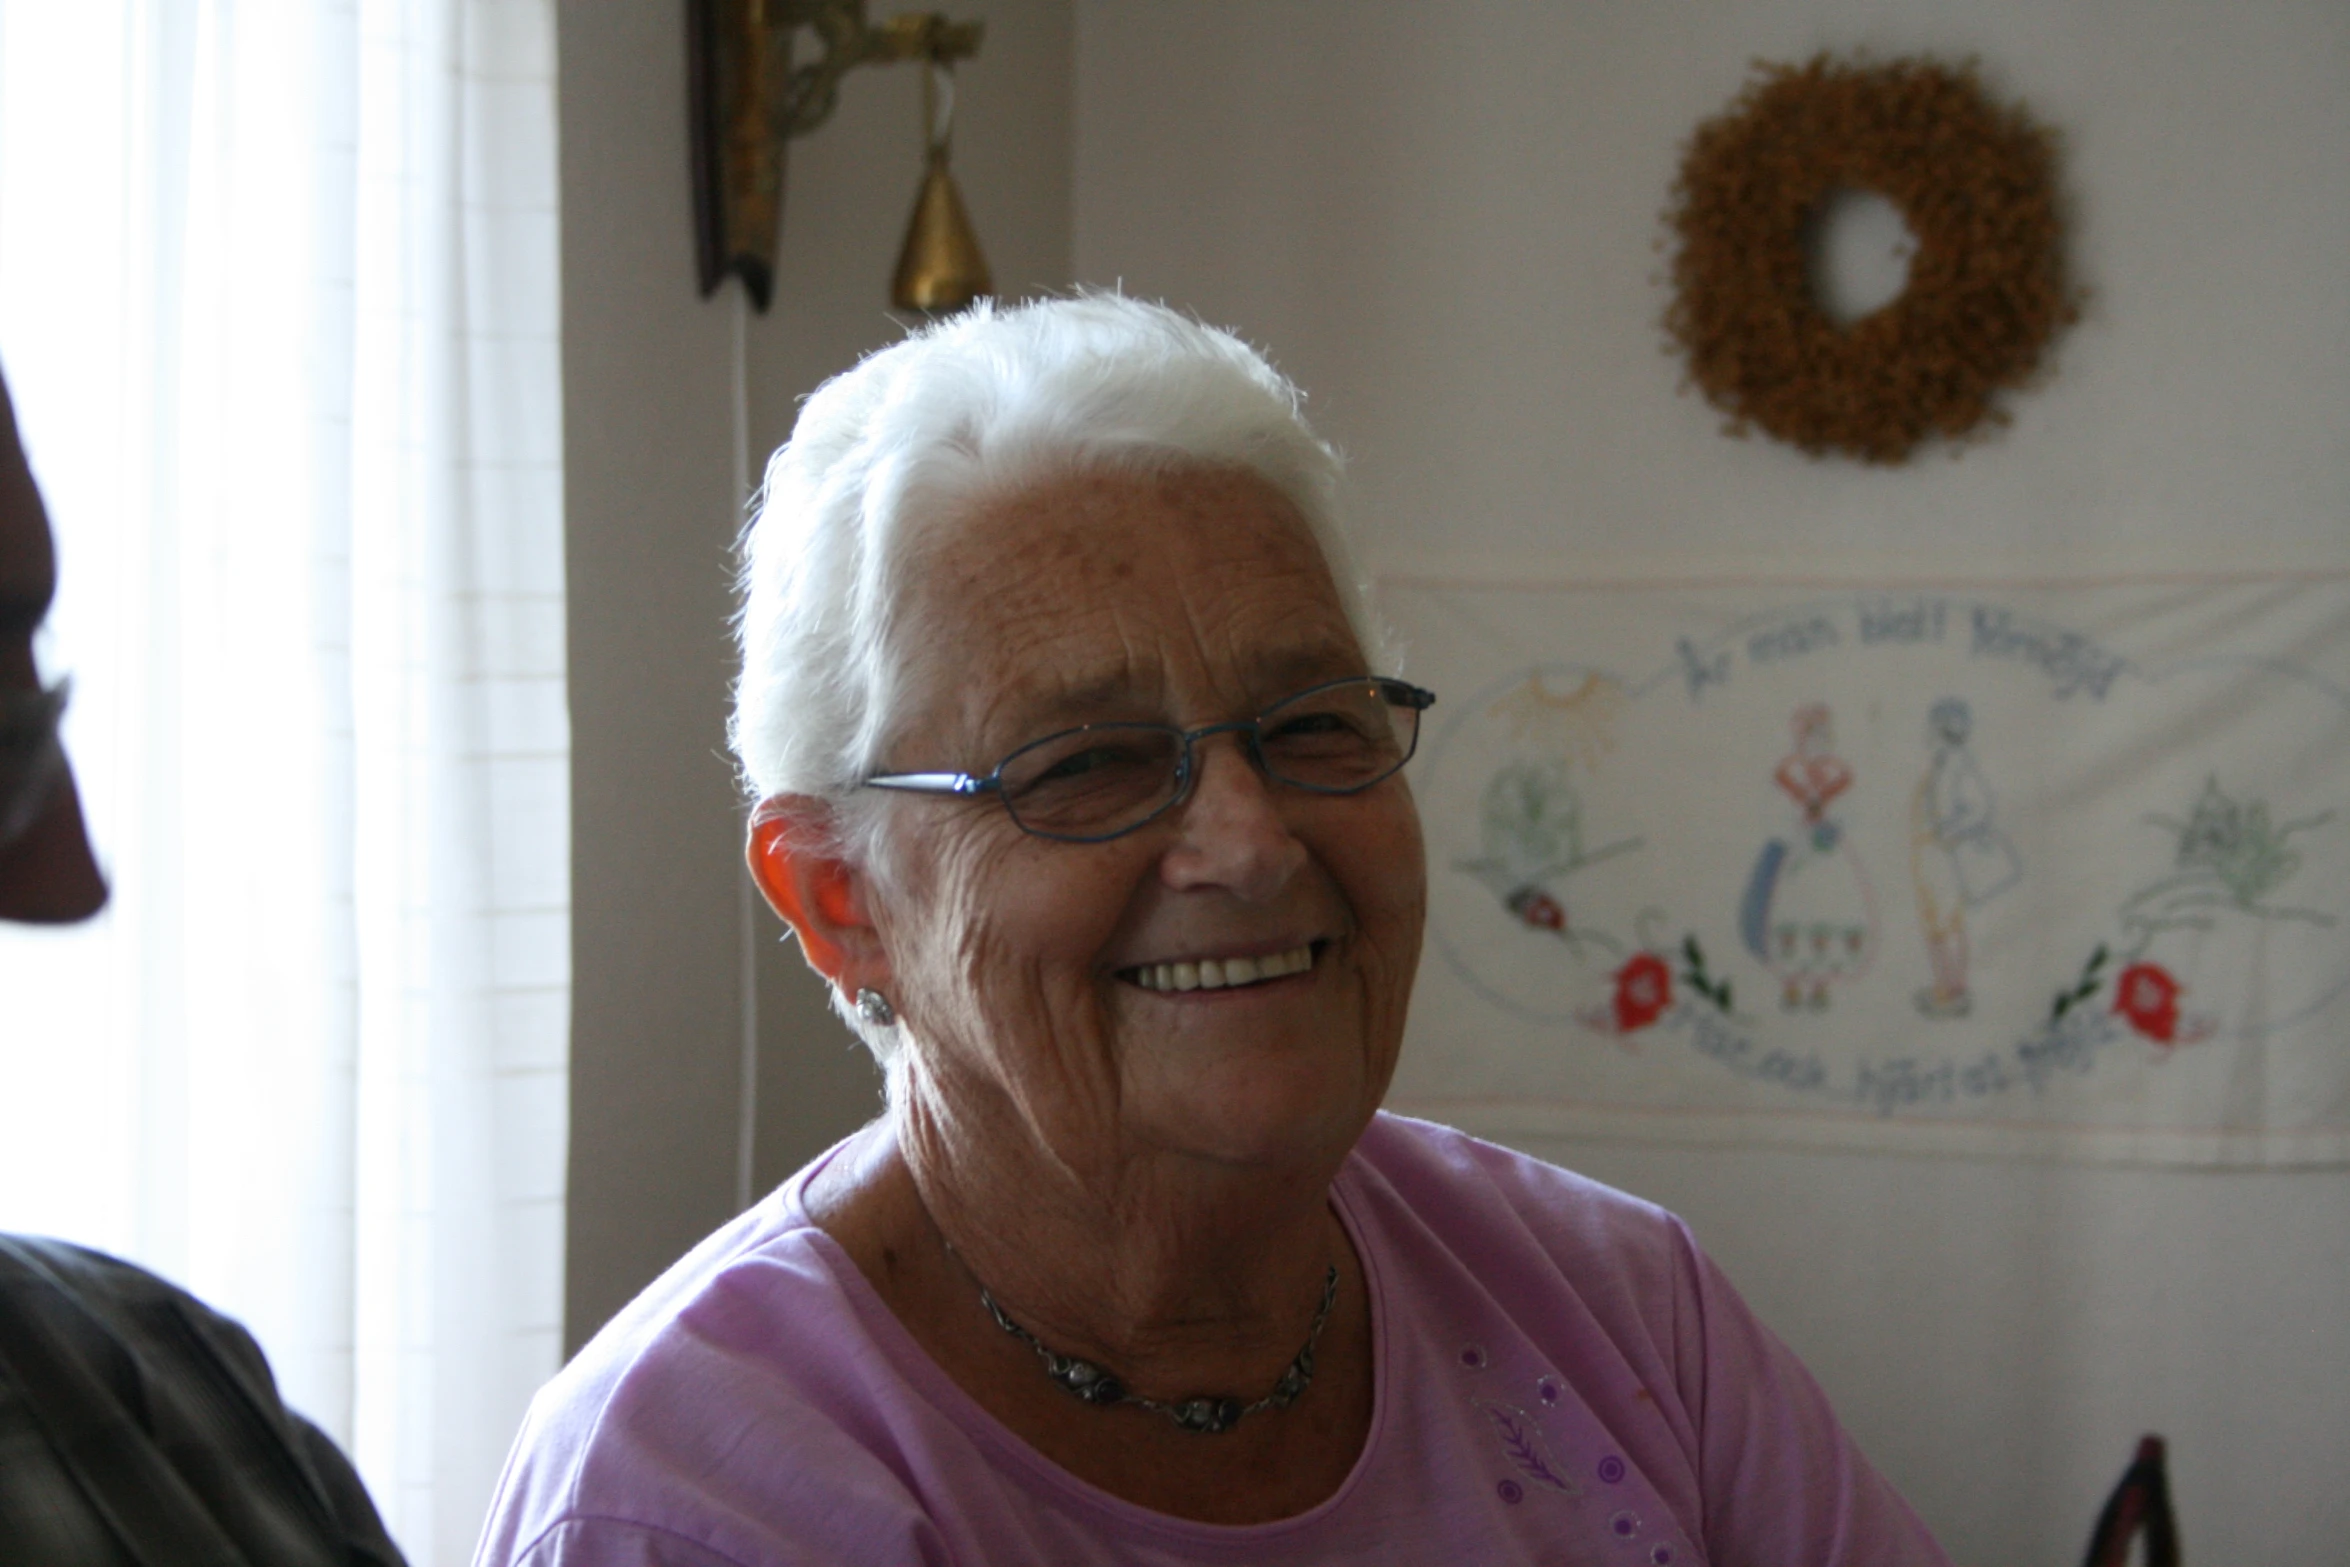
1128, 945, 1316, 993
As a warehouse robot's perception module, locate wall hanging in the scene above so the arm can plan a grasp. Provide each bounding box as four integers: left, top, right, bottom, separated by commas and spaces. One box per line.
688, 0, 989, 312
1662, 54, 2078, 464
1383, 571, 2350, 1168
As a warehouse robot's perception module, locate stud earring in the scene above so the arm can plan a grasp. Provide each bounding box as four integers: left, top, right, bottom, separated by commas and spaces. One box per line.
855, 988, 896, 1027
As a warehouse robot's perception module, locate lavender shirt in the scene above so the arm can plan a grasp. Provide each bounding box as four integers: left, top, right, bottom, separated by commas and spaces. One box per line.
476, 1115, 1948, 1565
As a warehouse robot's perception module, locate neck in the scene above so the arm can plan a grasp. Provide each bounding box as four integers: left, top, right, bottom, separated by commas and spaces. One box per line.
890, 1061, 1359, 1403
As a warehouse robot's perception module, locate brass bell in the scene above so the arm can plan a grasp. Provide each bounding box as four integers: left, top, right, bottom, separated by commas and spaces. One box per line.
891, 62, 990, 312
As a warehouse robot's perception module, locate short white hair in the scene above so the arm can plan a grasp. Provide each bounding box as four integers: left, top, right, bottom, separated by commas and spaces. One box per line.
730, 294, 1390, 1058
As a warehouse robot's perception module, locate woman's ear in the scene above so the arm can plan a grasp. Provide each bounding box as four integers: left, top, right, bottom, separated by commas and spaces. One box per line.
745, 797, 890, 996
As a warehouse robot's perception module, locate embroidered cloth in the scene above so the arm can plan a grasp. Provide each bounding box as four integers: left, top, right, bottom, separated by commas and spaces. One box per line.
1386, 575, 2350, 1167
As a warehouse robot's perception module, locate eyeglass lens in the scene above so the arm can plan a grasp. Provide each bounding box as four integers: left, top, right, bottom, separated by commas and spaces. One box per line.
996, 680, 1421, 840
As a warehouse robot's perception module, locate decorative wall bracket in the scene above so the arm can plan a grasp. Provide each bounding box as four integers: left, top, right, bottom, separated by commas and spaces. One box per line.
688, 0, 985, 312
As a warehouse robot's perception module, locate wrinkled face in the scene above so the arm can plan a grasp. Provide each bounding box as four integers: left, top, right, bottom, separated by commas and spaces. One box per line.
0, 375, 104, 923
867, 465, 1425, 1177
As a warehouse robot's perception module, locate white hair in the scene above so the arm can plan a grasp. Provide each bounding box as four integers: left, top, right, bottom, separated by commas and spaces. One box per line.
730, 294, 1390, 1060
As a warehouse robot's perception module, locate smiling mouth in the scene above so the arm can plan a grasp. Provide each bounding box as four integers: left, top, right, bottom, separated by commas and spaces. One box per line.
1120, 942, 1322, 994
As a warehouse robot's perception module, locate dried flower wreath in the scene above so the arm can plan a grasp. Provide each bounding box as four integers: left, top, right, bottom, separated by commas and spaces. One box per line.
1663, 54, 2079, 464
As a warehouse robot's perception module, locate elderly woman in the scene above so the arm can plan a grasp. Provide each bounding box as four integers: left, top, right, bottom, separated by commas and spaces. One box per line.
478, 298, 1947, 1565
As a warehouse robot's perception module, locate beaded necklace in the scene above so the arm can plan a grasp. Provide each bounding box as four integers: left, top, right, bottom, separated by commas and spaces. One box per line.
977, 1265, 1340, 1436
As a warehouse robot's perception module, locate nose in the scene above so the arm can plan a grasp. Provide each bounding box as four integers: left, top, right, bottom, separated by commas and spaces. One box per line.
1158, 732, 1307, 900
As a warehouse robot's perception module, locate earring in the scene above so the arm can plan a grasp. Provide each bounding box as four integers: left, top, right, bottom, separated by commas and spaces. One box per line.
855, 988, 896, 1027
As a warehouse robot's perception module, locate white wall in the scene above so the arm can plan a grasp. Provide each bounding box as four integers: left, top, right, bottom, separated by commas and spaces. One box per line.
1072, 4, 2347, 1564
557, 0, 1072, 1351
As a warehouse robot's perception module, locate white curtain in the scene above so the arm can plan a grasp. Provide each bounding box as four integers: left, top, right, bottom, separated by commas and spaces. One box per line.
0, 3, 568, 1562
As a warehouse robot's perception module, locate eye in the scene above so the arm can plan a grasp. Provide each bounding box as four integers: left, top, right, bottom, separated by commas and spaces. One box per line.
1262, 702, 1385, 759
1031, 743, 1142, 783
1001, 726, 1178, 802
1265, 709, 1362, 741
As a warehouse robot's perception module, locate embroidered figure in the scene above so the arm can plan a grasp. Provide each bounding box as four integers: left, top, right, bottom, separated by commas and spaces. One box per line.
1456, 755, 1640, 957
1488, 671, 1628, 770
2121, 777, 2335, 946
1908, 697, 2022, 1018
2047, 778, 2333, 1044
1738, 703, 1877, 1010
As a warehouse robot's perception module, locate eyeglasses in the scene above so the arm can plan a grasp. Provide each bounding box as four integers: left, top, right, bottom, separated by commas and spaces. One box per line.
0, 678, 69, 847
864, 675, 1437, 843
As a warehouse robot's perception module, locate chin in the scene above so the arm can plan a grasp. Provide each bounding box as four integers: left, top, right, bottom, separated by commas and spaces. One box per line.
1130, 1041, 1387, 1172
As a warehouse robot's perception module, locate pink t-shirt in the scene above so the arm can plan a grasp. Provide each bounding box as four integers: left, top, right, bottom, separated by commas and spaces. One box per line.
476, 1115, 1948, 1565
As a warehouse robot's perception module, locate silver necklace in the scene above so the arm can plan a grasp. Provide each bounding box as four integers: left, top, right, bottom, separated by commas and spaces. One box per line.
978, 1265, 1340, 1435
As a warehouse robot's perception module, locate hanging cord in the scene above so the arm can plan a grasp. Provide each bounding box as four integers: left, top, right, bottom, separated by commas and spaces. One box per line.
731, 287, 759, 1214
921, 55, 955, 165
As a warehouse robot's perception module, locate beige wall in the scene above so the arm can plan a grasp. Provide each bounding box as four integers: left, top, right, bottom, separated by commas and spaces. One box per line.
1073, 4, 2348, 1564
557, 0, 1072, 1352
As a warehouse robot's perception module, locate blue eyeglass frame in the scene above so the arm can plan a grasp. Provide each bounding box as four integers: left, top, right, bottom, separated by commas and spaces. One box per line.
861, 674, 1438, 844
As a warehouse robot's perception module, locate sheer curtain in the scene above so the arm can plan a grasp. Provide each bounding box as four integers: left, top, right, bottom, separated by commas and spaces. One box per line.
0, 2, 567, 1561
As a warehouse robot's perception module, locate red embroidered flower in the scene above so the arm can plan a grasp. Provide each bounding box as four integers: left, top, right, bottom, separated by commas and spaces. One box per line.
2113, 961, 2181, 1043
1612, 952, 1673, 1034
1507, 886, 1566, 932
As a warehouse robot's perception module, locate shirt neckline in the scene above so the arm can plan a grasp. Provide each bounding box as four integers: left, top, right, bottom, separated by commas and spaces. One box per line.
786, 1138, 1396, 1545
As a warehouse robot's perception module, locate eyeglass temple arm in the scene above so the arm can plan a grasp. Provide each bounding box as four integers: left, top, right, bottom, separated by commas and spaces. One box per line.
863, 770, 997, 795
1381, 679, 1437, 710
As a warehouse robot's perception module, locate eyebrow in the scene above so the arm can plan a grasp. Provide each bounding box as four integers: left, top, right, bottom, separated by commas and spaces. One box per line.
1246, 642, 1368, 697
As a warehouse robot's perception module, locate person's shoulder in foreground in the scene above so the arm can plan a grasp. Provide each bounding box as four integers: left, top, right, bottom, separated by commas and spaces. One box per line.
477, 1113, 1949, 1567
0, 361, 404, 1566
0, 1233, 407, 1566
